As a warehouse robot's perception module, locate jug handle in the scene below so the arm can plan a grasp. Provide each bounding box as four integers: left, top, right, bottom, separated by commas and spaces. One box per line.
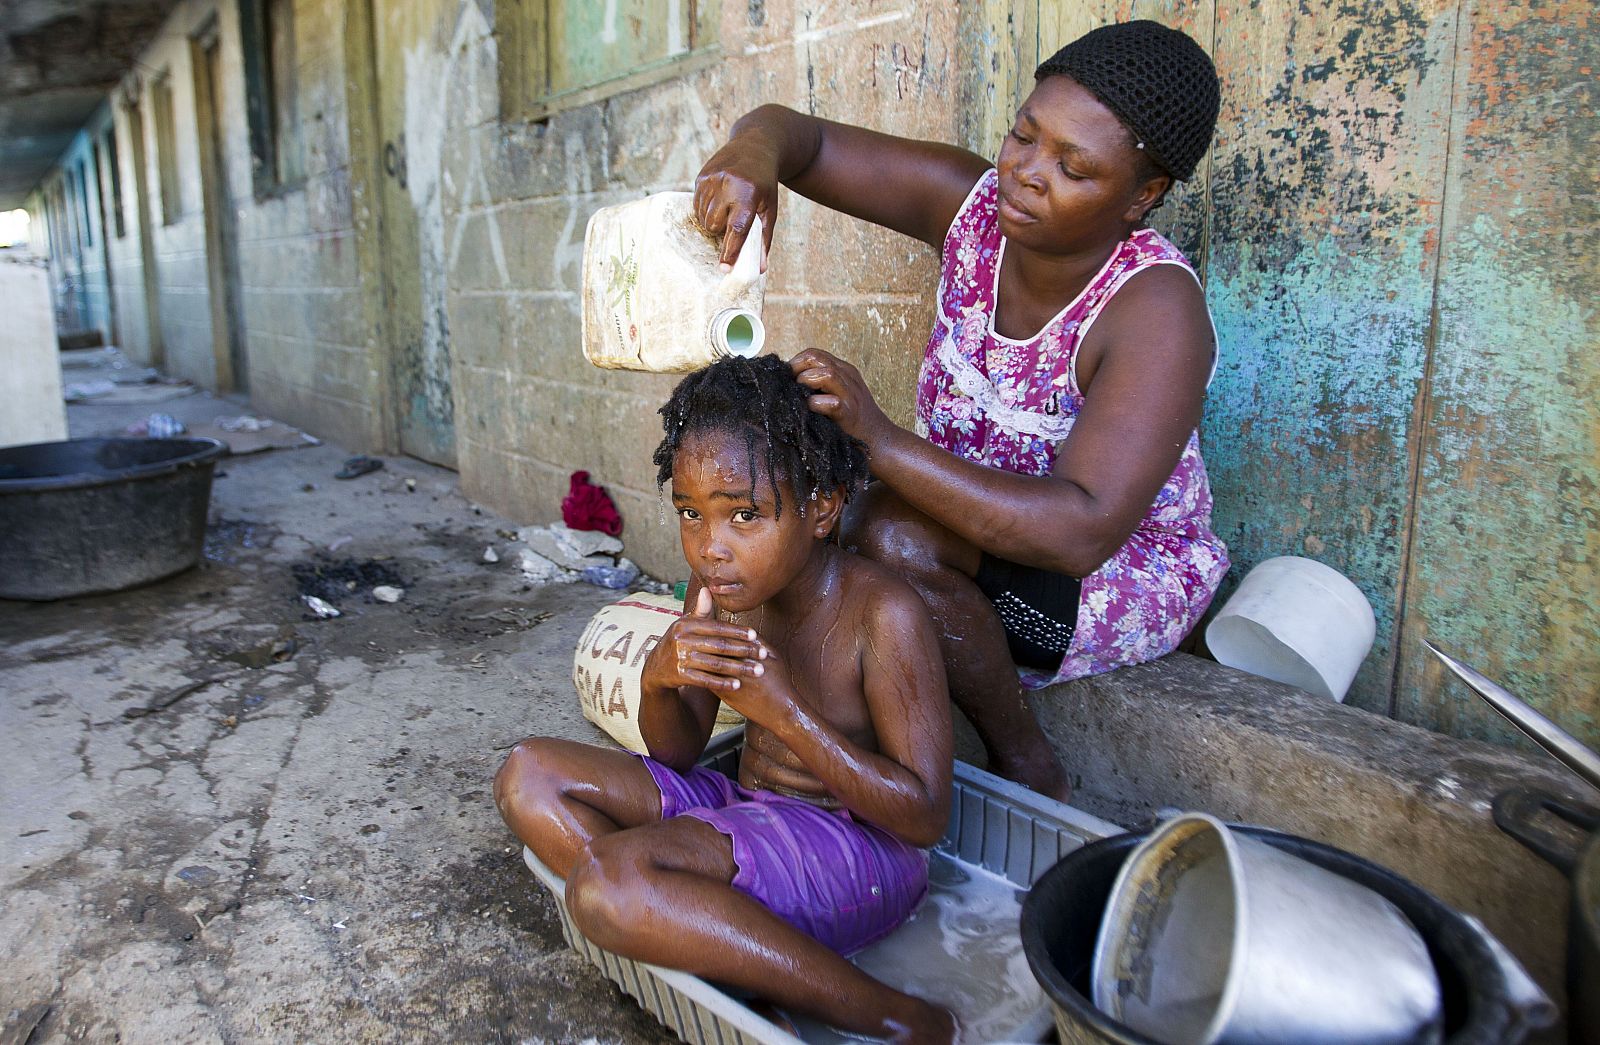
727, 215, 765, 283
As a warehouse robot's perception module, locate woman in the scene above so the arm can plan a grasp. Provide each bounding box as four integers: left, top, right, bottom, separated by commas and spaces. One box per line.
693, 21, 1229, 800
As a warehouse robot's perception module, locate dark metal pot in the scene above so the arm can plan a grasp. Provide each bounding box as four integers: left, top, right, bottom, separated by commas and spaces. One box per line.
1494, 788, 1600, 1044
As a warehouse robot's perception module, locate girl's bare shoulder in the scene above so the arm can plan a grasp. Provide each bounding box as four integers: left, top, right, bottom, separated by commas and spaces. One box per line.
834, 550, 937, 633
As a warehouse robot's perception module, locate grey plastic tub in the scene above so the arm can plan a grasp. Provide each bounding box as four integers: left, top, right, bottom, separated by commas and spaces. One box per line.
523, 729, 1120, 1044
0, 437, 227, 600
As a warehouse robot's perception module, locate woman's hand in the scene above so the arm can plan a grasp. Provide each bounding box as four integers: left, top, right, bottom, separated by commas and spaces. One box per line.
790, 348, 895, 448
641, 588, 768, 696
694, 132, 781, 272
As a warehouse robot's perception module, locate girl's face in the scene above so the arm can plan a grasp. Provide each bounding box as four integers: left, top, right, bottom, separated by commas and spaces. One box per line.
670, 428, 842, 615
995, 75, 1170, 252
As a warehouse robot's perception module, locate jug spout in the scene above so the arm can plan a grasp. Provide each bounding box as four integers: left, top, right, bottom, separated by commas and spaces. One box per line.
708, 308, 765, 359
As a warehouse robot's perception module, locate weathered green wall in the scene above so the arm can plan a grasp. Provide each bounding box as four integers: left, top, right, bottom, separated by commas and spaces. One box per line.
1192, 0, 1597, 746
1396, 0, 1599, 744
953, 0, 1598, 746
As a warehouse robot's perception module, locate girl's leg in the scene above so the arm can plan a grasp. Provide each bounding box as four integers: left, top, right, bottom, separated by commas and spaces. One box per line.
843, 484, 1071, 801
493, 737, 666, 877
568, 817, 955, 1044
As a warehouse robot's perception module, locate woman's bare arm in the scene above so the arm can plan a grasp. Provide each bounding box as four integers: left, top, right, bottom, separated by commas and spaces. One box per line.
795, 266, 1214, 577
694, 104, 993, 267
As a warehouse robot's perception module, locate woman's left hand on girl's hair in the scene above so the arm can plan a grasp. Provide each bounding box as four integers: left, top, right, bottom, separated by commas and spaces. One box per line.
790, 348, 891, 446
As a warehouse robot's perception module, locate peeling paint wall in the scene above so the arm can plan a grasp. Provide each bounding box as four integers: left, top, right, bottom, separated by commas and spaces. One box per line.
1199, 0, 1459, 720
1396, 0, 1600, 745
1192, 0, 1598, 747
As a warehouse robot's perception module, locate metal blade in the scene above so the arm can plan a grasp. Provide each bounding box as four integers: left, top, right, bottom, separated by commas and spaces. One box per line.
1425, 641, 1600, 793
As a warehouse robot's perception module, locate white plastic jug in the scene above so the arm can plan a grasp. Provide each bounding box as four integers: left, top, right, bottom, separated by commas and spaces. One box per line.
581, 192, 766, 373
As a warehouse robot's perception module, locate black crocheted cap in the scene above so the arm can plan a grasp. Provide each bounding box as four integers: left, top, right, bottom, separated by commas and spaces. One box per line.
1035, 20, 1219, 181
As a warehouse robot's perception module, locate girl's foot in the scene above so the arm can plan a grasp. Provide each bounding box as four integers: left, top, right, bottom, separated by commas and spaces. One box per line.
885, 1001, 958, 1044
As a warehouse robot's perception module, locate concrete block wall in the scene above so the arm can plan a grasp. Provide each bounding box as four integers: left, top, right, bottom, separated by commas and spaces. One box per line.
129, 6, 216, 390
84, 0, 380, 448
444, 2, 959, 579
229, 1, 379, 451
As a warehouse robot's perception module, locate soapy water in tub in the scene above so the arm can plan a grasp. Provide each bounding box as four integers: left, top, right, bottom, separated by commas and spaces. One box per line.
792, 852, 1050, 1044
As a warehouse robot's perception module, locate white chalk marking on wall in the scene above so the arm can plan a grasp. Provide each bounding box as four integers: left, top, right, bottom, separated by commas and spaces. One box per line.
600, 0, 618, 44
795, 8, 910, 46
446, 144, 508, 287
405, 0, 504, 420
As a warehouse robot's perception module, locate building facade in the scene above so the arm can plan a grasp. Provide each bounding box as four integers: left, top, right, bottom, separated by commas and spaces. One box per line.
21, 0, 1600, 749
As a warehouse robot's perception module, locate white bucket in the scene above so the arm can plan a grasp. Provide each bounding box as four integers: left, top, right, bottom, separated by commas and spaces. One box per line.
1205, 555, 1375, 702
573, 592, 744, 753
581, 192, 766, 373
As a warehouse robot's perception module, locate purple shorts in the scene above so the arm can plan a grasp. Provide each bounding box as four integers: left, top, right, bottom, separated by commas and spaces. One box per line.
638, 755, 929, 956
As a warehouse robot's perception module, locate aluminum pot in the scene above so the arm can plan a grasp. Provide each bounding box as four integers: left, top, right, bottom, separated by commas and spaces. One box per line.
1493, 787, 1600, 1044
1090, 814, 1440, 1044
1021, 826, 1556, 1045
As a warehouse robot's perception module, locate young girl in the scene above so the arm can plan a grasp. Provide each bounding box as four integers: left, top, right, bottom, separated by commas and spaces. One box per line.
495, 356, 956, 1042
693, 21, 1230, 801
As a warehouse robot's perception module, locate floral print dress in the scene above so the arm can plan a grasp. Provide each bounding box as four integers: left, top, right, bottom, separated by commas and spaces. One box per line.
914, 169, 1230, 687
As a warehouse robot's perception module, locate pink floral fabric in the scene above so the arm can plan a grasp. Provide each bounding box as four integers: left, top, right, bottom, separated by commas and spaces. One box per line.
915, 169, 1229, 687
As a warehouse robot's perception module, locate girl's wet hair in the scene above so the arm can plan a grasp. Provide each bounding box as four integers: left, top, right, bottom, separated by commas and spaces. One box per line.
654, 355, 869, 518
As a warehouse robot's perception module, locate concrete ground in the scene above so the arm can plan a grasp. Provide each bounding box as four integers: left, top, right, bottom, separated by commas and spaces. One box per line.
2, 380, 679, 1043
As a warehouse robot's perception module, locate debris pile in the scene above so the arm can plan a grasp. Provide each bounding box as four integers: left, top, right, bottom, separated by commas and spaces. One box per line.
489, 523, 641, 590
291, 557, 408, 616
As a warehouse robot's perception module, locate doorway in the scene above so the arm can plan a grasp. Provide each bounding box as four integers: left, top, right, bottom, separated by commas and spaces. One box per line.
122, 97, 165, 368
369, 0, 458, 468
190, 19, 248, 393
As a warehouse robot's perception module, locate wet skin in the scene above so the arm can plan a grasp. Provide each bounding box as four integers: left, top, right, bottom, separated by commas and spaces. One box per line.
692, 77, 1217, 800
494, 429, 956, 1043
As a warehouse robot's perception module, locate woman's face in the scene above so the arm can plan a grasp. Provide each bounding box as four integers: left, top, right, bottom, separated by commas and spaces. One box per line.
995, 75, 1168, 252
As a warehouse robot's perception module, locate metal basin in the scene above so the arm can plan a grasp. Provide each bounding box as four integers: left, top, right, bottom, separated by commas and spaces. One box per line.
0, 437, 227, 600
1021, 825, 1556, 1045
1091, 813, 1439, 1044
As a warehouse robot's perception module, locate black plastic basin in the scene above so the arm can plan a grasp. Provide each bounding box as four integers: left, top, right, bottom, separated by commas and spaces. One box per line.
0, 437, 227, 600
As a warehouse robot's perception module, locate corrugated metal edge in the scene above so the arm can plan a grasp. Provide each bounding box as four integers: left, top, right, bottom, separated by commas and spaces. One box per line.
526, 847, 805, 1045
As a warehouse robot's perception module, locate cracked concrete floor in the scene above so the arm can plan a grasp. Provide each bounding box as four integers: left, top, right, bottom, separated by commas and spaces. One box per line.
1, 394, 678, 1044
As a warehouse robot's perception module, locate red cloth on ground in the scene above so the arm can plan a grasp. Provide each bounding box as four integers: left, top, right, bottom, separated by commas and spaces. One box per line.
562, 470, 622, 536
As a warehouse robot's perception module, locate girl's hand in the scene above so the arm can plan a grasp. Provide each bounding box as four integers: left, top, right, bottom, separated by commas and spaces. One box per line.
790, 348, 894, 447
715, 640, 799, 733
694, 134, 780, 271
642, 588, 767, 695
